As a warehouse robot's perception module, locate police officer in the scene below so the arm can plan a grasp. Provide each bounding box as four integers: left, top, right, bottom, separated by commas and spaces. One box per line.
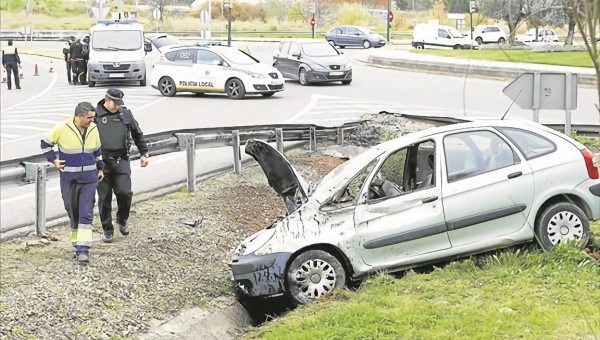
69, 36, 87, 85
95, 88, 149, 243
63, 36, 76, 85
2, 39, 21, 90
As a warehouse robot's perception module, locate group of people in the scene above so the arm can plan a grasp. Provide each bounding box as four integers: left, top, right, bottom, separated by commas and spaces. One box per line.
40, 88, 150, 263
63, 35, 90, 85
2, 39, 22, 90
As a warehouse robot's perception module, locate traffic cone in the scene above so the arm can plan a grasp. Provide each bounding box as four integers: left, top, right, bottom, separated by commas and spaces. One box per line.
49, 61, 54, 73
34, 64, 39, 76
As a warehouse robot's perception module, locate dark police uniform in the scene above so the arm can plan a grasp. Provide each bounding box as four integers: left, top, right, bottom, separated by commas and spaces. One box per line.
69, 38, 87, 85
2, 42, 21, 90
63, 37, 75, 84
95, 89, 149, 240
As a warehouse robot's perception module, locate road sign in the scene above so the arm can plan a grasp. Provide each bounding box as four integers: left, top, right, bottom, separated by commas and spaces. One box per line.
224, 0, 232, 9
200, 9, 210, 23
152, 7, 161, 21
503, 72, 578, 134
447, 13, 465, 20
389, 11, 394, 21
308, 2, 315, 14
310, 17, 315, 27
469, 1, 478, 13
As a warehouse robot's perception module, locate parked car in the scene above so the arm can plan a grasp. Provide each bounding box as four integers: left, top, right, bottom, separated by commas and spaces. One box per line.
473, 25, 507, 44
325, 25, 386, 49
273, 39, 352, 86
150, 43, 284, 99
515, 28, 560, 43
230, 119, 599, 307
412, 23, 479, 49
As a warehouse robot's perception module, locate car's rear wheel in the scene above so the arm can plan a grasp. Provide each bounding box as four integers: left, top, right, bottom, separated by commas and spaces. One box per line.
286, 250, 346, 306
261, 92, 276, 97
535, 202, 590, 250
498, 37, 506, 44
476, 37, 483, 44
299, 69, 310, 86
159, 76, 177, 97
362, 40, 371, 49
226, 78, 246, 99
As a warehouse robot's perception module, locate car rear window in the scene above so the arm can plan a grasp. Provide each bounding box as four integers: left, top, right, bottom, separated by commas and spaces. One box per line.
496, 127, 557, 160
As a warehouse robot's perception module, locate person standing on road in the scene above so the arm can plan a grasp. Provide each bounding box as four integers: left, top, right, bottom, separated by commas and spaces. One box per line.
69, 37, 87, 85
63, 36, 76, 85
40, 102, 104, 264
95, 88, 149, 243
2, 39, 22, 90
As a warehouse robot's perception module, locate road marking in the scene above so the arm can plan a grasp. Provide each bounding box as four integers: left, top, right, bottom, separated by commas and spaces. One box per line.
0, 69, 58, 113
0, 125, 48, 131
0, 133, 20, 138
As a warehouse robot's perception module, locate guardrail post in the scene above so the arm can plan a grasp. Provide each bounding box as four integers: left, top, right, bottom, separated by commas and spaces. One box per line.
309, 127, 317, 152
275, 128, 284, 154
176, 133, 196, 192
232, 130, 242, 174
337, 127, 344, 145
34, 164, 47, 236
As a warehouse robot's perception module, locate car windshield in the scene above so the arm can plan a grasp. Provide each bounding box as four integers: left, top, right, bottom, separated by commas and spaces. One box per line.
448, 28, 463, 38
92, 30, 142, 51
300, 42, 339, 57
218, 48, 258, 65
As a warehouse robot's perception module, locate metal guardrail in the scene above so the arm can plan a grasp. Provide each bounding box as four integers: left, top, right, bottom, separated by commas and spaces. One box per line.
1, 122, 361, 236
0, 29, 577, 41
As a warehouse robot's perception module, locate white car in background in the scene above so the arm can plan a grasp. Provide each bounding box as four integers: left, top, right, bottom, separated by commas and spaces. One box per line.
473, 25, 507, 44
150, 44, 285, 99
516, 29, 560, 43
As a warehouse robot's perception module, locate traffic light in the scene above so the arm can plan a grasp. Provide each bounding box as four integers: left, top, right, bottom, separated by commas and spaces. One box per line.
469, 1, 478, 13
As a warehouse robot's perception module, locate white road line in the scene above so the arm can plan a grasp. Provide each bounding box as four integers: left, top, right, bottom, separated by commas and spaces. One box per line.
0, 70, 58, 113
0, 119, 62, 124
283, 94, 323, 123
1, 125, 49, 131
0, 133, 20, 138
0, 113, 71, 118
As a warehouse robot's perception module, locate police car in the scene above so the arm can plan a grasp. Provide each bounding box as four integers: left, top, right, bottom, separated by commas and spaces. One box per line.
150, 43, 285, 99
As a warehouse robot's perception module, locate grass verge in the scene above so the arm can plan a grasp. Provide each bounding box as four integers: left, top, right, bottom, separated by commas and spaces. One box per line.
412, 49, 594, 68
248, 243, 600, 340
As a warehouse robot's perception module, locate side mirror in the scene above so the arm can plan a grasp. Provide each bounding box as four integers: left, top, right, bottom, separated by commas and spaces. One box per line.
144, 42, 152, 52
292, 53, 300, 58
212, 59, 221, 65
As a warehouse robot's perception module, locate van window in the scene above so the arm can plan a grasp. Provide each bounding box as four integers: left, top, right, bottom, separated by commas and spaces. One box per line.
438, 29, 450, 39
92, 30, 142, 51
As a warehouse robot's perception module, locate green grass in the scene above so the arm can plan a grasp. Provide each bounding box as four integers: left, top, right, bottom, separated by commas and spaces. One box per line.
248, 246, 600, 340
412, 49, 594, 68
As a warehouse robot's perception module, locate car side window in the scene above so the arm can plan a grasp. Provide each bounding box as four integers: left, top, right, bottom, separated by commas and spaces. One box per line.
415, 141, 435, 188
331, 28, 343, 35
339, 26, 348, 34
444, 130, 518, 183
329, 159, 378, 208
438, 29, 450, 38
490, 27, 500, 32
196, 50, 223, 65
348, 27, 361, 35
496, 127, 556, 160
289, 43, 300, 56
280, 42, 290, 54
164, 51, 177, 61
173, 49, 195, 65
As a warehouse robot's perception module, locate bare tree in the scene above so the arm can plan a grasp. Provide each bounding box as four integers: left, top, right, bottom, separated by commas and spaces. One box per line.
478, 0, 549, 43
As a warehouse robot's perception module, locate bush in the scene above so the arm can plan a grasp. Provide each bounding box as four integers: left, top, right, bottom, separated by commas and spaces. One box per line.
335, 2, 369, 26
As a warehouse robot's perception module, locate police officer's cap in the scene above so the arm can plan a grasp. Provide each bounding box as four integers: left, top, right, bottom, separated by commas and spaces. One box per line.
106, 88, 125, 105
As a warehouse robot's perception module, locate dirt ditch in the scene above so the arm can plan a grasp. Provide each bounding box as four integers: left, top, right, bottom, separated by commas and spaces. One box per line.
0, 146, 350, 340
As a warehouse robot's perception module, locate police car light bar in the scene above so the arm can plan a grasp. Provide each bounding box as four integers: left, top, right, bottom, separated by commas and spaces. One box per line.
96, 19, 139, 25
195, 40, 223, 46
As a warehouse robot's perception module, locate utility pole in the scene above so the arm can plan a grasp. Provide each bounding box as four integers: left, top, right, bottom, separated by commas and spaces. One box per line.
117, 0, 122, 16
469, 1, 478, 42
387, 0, 391, 43
226, 0, 232, 46
309, 2, 315, 39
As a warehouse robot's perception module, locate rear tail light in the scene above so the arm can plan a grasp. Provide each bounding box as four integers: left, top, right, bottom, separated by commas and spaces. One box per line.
581, 149, 599, 179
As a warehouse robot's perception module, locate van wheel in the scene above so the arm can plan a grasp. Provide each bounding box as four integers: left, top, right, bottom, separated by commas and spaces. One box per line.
140, 75, 147, 86
476, 37, 483, 44
88, 81, 96, 88
159, 76, 177, 97
225, 78, 246, 99
535, 202, 590, 251
362, 40, 371, 49
453, 45, 463, 50
415, 43, 424, 49
286, 250, 346, 306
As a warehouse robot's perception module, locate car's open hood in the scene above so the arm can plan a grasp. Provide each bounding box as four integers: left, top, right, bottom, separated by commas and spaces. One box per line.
245, 140, 309, 214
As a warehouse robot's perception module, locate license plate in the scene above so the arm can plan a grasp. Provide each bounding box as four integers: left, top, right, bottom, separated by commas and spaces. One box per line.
330, 71, 343, 76
271, 80, 280, 85
108, 73, 124, 78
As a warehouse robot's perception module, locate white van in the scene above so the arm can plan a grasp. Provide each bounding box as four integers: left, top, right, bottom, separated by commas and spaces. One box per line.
86, 19, 153, 87
411, 23, 478, 50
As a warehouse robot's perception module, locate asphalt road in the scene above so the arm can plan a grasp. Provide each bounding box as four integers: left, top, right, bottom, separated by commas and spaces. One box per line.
1, 41, 599, 162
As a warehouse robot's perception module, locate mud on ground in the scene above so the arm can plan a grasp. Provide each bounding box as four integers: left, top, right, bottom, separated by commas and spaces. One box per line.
0, 147, 347, 340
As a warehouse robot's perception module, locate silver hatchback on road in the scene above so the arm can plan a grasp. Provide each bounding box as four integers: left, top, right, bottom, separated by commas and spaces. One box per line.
325, 25, 387, 49
230, 119, 600, 307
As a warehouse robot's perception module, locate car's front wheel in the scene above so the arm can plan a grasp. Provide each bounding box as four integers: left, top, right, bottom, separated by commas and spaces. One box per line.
225, 78, 246, 99
299, 69, 310, 86
286, 249, 346, 306
535, 202, 590, 250
159, 76, 177, 97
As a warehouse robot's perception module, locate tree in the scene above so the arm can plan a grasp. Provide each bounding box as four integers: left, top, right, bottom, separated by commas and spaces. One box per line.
444, 0, 469, 13
541, 0, 582, 45
478, 0, 547, 43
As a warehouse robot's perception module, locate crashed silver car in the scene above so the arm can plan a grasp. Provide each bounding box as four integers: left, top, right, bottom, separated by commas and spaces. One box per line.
229, 119, 600, 306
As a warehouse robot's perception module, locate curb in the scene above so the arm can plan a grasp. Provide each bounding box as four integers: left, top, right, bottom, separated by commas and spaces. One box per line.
364, 55, 598, 86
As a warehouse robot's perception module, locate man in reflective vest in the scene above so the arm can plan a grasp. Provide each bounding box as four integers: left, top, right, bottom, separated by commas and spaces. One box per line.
1, 39, 21, 90
95, 88, 149, 243
40, 102, 105, 264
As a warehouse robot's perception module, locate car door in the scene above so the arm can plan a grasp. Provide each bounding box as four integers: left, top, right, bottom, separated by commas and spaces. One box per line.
287, 42, 302, 79
436, 28, 452, 49
354, 137, 452, 269
336, 26, 350, 46
328, 27, 345, 46
192, 49, 226, 93
274, 41, 290, 75
169, 48, 196, 90
440, 128, 535, 248
347, 27, 362, 46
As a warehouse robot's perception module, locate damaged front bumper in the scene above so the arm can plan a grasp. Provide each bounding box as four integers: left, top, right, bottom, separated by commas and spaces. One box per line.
229, 252, 291, 299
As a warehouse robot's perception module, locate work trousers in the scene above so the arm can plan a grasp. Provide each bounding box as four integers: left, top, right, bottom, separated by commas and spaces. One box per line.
66, 60, 72, 83
5, 62, 19, 89
97, 159, 133, 235
71, 60, 85, 84
60, 179, 97, 255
